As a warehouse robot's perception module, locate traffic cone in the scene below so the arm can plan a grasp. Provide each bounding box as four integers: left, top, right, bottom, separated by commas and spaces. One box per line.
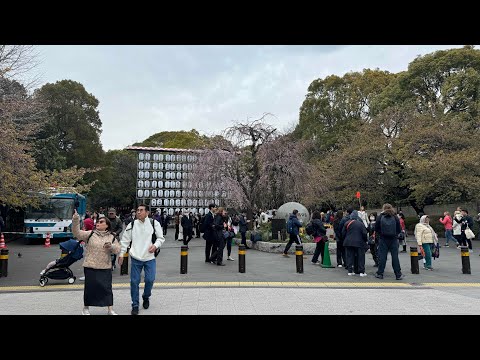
44, 233, 51, 248
320, 241, 334, 268
0, 233, 6, 249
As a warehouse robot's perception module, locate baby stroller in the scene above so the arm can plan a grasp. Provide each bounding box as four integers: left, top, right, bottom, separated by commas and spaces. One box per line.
39, 239, 84, 287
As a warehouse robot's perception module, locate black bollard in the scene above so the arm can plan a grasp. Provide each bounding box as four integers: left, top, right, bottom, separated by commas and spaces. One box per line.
120, 250, 129, 275
238, 244, 246, 273
180, 245, 188, 274
0, 249, 9, 277
410, 246, 419, 274
461, 246, 471, 274
295, 245, 304, 273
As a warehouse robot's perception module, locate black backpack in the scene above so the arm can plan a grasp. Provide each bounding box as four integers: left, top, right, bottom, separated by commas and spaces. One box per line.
128, 218, 161, 257
305, 222, 315, 235
380, 215, 397, 237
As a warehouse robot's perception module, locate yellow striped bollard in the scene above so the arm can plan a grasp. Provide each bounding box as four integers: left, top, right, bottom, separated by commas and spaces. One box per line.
461, 246, 471, 274
0, 248, 9, 277
180, 245, 188, 274
238, 244, 246, 273
410, 246, 419, 274
295, 245, 304, 273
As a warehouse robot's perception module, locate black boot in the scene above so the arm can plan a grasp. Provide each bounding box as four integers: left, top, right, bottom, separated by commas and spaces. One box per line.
401, 244, 407, 252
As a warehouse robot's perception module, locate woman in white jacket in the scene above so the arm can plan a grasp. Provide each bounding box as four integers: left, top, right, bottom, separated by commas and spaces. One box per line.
452, 211, 463, 249
414, 215, 437, 271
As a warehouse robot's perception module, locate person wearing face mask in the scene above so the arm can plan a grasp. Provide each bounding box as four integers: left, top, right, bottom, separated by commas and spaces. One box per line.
358, 206, 369, 228
367, 212, 378, 267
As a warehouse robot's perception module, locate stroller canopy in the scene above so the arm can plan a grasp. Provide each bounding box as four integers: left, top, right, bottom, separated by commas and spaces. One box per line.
59, 239, 84, 260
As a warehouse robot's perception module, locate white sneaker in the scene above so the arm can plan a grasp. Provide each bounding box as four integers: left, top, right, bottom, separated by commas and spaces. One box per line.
227, 256, 234, 261
347, 272, 355, 276
359, 273, 367, 277
82, 308, 90, 315
79, 276, 85, 281
337, 264, 343, 268
108, 310, 118, 315
40, 270, 45, 275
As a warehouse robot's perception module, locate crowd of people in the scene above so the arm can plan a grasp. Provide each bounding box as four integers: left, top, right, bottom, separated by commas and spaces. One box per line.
300, 204, 479, 279
64, 201, 479, 315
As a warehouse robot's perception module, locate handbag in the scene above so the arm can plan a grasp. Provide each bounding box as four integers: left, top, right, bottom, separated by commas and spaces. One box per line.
367, 235, 375, 245
465, 227, 475, 240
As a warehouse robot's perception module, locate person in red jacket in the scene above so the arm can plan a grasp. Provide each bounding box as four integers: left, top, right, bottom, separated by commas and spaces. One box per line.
439, 211, 458, 247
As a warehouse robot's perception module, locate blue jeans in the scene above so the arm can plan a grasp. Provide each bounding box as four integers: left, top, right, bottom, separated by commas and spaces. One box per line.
444, 229, 457, 245
130, 257, 156, 309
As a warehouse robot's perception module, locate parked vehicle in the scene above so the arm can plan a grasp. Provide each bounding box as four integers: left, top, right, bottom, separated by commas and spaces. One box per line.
24, 188, 86, 244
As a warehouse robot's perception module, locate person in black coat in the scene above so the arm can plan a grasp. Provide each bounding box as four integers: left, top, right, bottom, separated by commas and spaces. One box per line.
454, 209, 475, 251
374, 203, 403, 280
181, 211, 194, 245
209, 207, 228, 266
336, 208, 353, 268
203, 203, 216, 263
310, 211, 327, 264
342, 210, 368, 276
238, 212, 249, 249
160, 211, 170, 236
194, 213, 201, 238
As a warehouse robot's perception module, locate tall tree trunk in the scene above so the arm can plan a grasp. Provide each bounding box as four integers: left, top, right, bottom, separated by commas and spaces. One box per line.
409, 200, 424, 216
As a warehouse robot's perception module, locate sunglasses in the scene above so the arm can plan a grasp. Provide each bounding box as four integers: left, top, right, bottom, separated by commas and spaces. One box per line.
97, 220, 106, 224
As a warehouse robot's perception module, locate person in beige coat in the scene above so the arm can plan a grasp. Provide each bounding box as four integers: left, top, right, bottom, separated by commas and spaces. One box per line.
72, 210, 121, 315
414, 215, 437, 271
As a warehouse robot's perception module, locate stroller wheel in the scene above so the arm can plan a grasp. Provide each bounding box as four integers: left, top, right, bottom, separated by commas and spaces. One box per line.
68, 277, 75, 284
39, 277, 48, 287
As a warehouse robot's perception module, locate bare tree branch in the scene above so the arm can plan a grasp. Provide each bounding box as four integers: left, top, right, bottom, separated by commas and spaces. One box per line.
0, 45, 41, 89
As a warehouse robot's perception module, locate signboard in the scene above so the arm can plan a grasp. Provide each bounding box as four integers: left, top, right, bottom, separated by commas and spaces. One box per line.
129, 147, 227, 214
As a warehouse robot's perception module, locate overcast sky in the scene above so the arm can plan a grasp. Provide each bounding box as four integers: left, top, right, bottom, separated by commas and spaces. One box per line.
36, 45, 464, 151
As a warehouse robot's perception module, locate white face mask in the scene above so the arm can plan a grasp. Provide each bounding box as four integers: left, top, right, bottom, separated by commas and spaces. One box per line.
369, 217, 375, 221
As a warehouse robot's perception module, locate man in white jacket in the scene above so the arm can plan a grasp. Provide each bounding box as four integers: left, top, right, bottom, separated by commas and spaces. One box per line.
119, 204, 165, 315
